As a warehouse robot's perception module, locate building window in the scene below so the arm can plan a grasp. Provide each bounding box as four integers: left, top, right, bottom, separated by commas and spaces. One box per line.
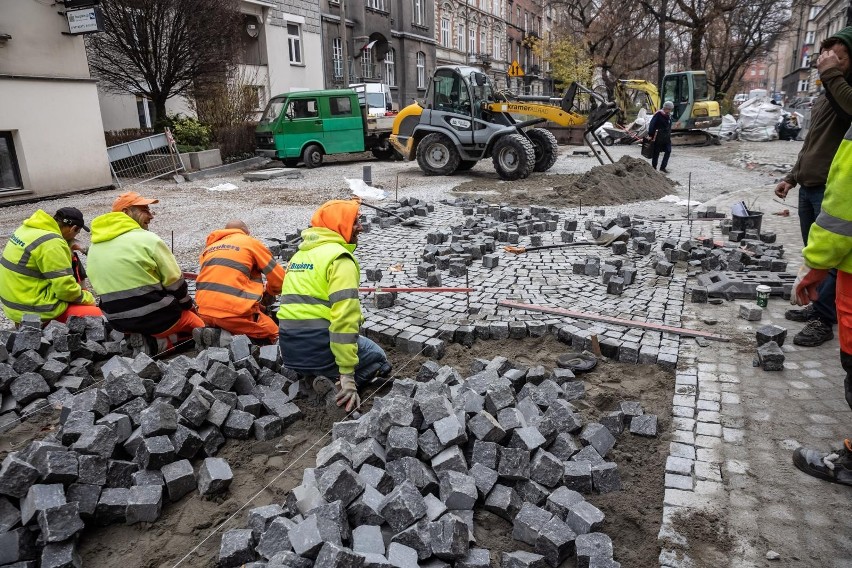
135, 95, 155, 128
332, 37, 343, 79
480, 30, 486, 54
416, 51, 426, 88
362, 47, 374, 78
385, 49, 396, 86
367, 0, 385, 9
508, 39, 513, 61
0, 132, 23, 191
287, 23, 302, 64
469, 27, 476, 54
414, 0, 424, 25
516, 7, 520, 26
441, 17, 451, 47
802, 54, 810, 68
798, 79, 810, 91
457, 23, 464, 50
493, 35, 500, 59
524, 11, 528, 31
243, 85, 264, 110
493, 0, 500, 16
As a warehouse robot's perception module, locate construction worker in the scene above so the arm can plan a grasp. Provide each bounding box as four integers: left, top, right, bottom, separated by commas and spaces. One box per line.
789, 119, 852, 487
277, 199, 391, 411
87, 191, 203, 354
0, 207, 100, 325
775, 27, 852, 348
55, 207, 89, 285
195, 220, 285, 343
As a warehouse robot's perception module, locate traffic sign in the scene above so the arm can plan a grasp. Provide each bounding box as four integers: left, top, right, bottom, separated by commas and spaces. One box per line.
507, 60, 525, 77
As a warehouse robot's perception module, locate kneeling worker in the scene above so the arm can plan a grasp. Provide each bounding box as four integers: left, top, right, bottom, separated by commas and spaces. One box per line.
277, 199, 391, 411
195, 220, 285, 342
0, 207, 100, 324
87, 191, 203, 354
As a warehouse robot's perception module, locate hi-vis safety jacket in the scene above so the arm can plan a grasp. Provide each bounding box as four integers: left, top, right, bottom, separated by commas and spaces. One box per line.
804, 124, 852, 273
277, 227, 362, 375
196, 229, 284, 318
0, 210, 95, 322
87, 212, 192, 335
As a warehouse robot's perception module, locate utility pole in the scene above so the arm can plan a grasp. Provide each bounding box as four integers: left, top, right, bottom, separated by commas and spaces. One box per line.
657, 0, 667, 88
341, 0, 350, 85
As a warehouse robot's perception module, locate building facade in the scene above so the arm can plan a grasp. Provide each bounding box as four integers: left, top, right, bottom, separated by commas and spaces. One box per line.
99, 0, 325, 131
0, 1, 112, 200
319, 0, 437, 111
780, 0, 824, 99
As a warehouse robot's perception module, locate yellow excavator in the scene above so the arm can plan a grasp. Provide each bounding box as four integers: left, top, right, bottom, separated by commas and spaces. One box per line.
614, 71, 722, 146
390, 65, 619, 180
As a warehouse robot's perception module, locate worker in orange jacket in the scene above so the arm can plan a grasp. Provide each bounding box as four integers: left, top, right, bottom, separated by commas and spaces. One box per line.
195, 220, 285, 343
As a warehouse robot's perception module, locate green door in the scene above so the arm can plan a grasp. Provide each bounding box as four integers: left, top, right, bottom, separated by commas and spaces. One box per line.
278, 97, 323, 158
322, 94, 365, 154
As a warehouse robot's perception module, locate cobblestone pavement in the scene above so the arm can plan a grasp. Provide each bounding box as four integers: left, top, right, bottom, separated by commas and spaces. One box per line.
660, 176, 852, 567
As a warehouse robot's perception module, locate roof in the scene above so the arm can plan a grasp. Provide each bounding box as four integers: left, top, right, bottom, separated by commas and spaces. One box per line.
270, 89, 356, 99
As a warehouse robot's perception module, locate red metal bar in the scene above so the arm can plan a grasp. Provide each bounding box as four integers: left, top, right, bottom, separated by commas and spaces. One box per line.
498, 299, 730, 342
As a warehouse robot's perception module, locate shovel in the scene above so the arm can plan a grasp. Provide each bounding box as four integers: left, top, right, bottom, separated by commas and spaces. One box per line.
360, 202, 421, 227
504, 226, 628, 254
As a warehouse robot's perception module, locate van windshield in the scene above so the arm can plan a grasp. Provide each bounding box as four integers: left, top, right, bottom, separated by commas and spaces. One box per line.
366, 93, 387, 110
260, 97, 287, 123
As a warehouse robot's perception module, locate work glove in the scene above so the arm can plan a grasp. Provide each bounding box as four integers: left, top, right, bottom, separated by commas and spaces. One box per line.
335, 374, 360, 412
791, 265, 829, 306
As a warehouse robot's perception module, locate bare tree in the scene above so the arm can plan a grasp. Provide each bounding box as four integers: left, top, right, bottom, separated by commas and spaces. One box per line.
86, 0, 242, 129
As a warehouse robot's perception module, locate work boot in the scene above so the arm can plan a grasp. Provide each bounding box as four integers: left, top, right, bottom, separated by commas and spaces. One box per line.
785, 303, 815, 322
792, 439, 852, 486
793, 319, 834, 347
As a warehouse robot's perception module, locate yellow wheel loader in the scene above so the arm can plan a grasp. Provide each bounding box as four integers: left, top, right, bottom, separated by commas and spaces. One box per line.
615, 71, 722, 146
390, 65, 619, 181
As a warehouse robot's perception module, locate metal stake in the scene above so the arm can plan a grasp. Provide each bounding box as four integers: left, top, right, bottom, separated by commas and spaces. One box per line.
395, 174, 399, 202
687, 172, 693, 237
363, 165, 372, 186
466, 270, 470, 312
171, 230, 174, 252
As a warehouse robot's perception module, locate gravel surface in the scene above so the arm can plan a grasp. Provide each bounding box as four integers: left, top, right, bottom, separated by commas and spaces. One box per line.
0, 139, 803, 331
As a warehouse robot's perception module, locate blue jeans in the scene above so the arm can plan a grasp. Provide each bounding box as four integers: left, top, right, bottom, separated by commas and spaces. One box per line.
799, 184, 837, 325
281, 335, 389, 388
652, 142, 671, 170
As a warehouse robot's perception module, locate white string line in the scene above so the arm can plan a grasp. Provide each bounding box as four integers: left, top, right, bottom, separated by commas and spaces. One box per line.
170, 345, 428, 568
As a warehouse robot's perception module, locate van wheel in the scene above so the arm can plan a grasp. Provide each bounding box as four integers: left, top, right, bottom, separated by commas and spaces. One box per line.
417, 133, 460, 175
492, 133, 535, 180
302, 145, 323, 168
527, 128, 559, 172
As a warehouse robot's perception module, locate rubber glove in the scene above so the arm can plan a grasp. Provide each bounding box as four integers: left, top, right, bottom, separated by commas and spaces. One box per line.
791, 265, 829, 306
335, 374, 360, 412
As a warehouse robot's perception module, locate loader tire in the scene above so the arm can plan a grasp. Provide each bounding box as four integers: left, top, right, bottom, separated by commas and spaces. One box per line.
456, 160, 478, 171
417, 133, 460, 176
492, 133, 535, 180
302, 144, 323, 168
527, 128, 559, 172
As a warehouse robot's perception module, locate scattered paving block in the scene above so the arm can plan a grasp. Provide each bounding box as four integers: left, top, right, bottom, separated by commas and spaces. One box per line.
0, 527, 38, 565
512, 502, 553, 546
390, 519, 432, 560
430, 516, 470, 560
41, 540, 82, 568
469, 463, 498, 497
387, 542, 419, 567
472, 440, 499, 470
255, 516, 293, 560
431, 446, 468, 475
565, 500, 605, 535
161, 459, 196, 501
21, 483, 66, 525
171, 425, 204, 459
386, 426, 419, 460
575, 532, 614, 568
380, 480, 427, 532
317, 461, 365, 507
756, 324, 787, 347
39, 451, 78, 485
289, 513, 343, 558
219, 528, 255, 567
500, 551, 548, 567
134, 435, 175, 470
548, 433, 580, 461
222, 409, 255, 439
67, 483, 100, 519
10, 373, 51, 406
439, 470, 478, 510
96, 487, 129, 525
434, 414, 467, 446
37, 502, 84, 543
691, 286, 708, 303
758, 341, 785, 371
535, 516, 577, 567
598, 411, 625, 437
468, 411, 506, 443
484, 484, 522, 521
498, 447, 531, 480
738, 303, 763, 321
198, 457, 233, 495
359, 463, 394, 495
424, 492, 448, 521
629, 414, 658, 437
508, 427, 547, 452
545, 486, 584, 518
140, 403, 179, 437
530, 449, 563, 488
126, 485, 163, 524
591, 462, 621, 493
132, 469, 164, 487
619, 401, 643, 425
314, 541, 365, 566
563, 462, 593, 493
580, 424, 616, 457
253, 415, 283, 441
353, 524, 385, 555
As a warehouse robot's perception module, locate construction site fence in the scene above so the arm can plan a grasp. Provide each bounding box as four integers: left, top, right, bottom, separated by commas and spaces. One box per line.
106, 129, 184, 188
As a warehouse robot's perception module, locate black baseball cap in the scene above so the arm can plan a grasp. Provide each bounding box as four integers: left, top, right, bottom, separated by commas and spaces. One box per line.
55, 207, 89, 232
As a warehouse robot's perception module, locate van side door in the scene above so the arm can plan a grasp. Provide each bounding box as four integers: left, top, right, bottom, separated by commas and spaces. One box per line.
322, 94, 366, 154
280, 97, 323, 158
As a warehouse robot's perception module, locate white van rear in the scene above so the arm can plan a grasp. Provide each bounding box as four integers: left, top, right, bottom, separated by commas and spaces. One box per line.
349, 83, 396, 117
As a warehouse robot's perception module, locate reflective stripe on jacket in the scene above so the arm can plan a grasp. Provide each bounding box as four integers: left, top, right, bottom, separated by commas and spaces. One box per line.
0, 210, 95, 322
87, 212, 191, 335
277, 227, 362, 375
196, 228, 284, 318
804, 124, 852, 273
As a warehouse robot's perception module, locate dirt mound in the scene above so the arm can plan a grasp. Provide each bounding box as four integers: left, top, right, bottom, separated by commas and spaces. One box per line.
452, 156, 676, 207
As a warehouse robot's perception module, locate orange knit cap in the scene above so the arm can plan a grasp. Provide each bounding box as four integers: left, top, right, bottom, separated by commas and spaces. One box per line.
310, 199, 361, 242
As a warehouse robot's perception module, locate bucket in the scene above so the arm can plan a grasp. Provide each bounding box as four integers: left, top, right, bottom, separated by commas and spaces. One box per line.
756, 284, 771, 308
731, 212, 763, 234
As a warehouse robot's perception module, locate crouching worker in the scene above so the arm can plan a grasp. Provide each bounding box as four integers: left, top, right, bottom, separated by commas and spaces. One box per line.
277, 199, 391, 411
0, 208, 101, 325
196, 220, 284, 343
87, 191, 203, 354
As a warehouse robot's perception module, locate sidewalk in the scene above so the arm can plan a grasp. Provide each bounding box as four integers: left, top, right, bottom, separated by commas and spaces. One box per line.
661, 188, 852, 567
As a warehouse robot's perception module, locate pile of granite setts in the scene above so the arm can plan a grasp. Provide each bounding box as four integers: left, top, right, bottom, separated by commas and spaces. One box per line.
0, 317, 303, 566
217, 355, 658, 568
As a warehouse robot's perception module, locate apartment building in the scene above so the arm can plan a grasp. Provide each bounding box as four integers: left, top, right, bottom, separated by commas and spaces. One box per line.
319, 0, 436, 110
99, 0, 325, 131
781, 0, 824, 99
435, 0, 508, 88
0, 1, 112, 200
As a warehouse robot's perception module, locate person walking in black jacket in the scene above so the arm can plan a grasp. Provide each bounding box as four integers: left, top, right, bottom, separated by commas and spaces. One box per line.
648, 100, 674, 172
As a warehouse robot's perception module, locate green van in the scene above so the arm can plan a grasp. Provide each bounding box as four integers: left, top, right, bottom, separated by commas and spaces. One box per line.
255, 88, 396, 168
